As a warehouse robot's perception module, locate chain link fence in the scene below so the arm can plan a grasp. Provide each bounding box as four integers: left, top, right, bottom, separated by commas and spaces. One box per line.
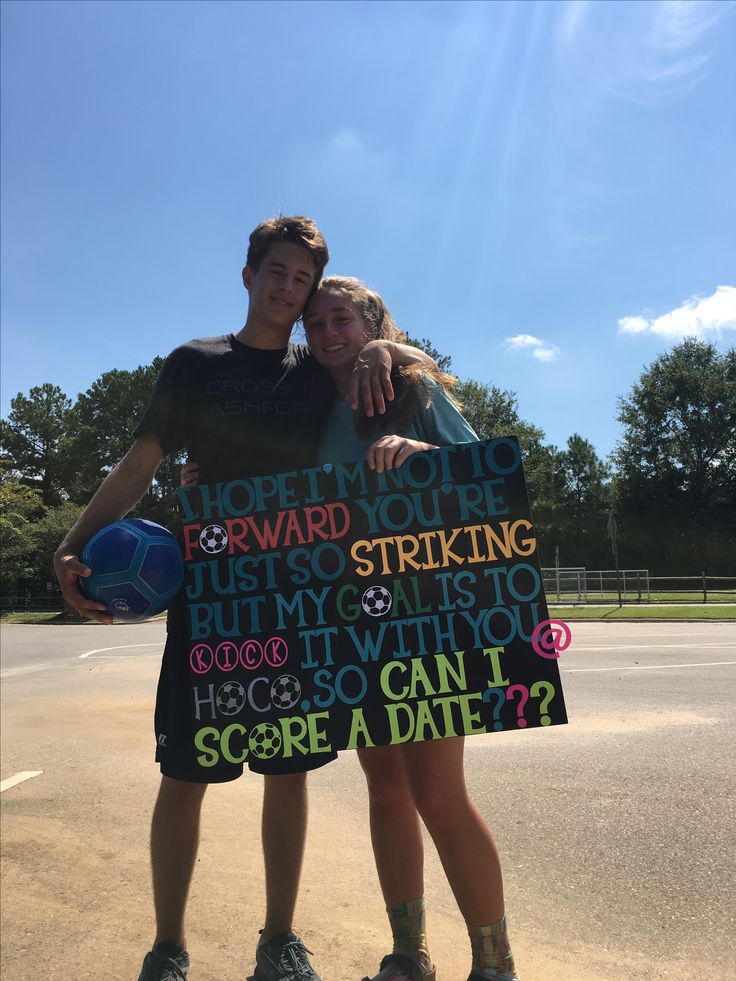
645, 575, 736, 604
3, 574, 735, 615
1, 592, 66, 613
541, 568, 587, 603
543, 569, 735, 604
584, 569, 650, 602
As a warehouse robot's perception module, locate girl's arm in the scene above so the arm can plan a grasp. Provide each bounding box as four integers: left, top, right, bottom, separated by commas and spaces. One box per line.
366, 435, 437, 473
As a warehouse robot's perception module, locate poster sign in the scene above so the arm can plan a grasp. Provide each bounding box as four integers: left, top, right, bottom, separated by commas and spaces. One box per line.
175, 437, 568, 771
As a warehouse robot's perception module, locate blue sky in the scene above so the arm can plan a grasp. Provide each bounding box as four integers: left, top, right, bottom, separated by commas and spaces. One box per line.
2, 0, 735, 461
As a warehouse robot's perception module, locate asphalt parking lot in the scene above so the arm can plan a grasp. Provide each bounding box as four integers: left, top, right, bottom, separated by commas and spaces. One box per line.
1, 620, 734, 980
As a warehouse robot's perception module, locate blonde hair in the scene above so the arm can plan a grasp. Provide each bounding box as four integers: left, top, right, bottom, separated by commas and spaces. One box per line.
311, 276, 462, 431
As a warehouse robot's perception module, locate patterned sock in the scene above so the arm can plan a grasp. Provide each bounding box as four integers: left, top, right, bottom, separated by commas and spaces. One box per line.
386, 897, 432, 972
468, 915, 517, 978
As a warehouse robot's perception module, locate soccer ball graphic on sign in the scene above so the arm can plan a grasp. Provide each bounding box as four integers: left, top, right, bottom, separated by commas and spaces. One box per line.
216, 681, 246, 716
80, 518, 183, 622
362, 585, 393, 617
249, 723, 282, 759
199, 524, 228, 554
271, 674, 301, 710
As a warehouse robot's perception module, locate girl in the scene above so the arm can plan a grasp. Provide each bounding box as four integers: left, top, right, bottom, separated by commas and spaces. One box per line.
182, 277, 520, 981
302, 277, 519, 981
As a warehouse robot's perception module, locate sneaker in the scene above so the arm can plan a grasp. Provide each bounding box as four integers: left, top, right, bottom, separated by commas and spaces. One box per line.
138, 943, 190, 981
467, 972, 519, 981
251, 932, 322, 981
362, 952, 436, 980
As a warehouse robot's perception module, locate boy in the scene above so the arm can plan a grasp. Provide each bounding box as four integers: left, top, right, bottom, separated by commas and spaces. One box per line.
54, 215, 435, 981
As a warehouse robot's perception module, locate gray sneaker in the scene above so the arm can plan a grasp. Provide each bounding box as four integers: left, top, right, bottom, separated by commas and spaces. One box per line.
138, 943, 190, 981
467, 972, 519, 981
362, 953, 436, 980
251, 932, 322, 981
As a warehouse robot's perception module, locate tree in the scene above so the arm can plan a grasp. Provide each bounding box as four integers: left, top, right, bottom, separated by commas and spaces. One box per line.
64, 358, 182, 526
0, 384, 72, 504
559, 434, 612, 566
31, 501, 84, 594
0, 453, 84, 602
453, 379, 569, 565
612, 340, 736, 572
454, 379, 543, 446
401, 345, 573, 564
406, 336, 454, 374
521, 442, 569, 568
64, 360, 164, 497
0, 469, 45, 599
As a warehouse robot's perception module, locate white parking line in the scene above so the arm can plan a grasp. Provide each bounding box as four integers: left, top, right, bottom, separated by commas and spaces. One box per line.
79, 643, 164, 660
572, 643, 734, 651
567, 660, 736, 673
1, 771, 43, 793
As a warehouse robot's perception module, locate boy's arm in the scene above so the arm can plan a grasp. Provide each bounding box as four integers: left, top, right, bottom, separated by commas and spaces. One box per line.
54, 433, 164, 623
347, 340, 438, 416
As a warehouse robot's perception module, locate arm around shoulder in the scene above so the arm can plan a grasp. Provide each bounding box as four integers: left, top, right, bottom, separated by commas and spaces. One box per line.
383, 340, 438, 371
347, 340, 439, 415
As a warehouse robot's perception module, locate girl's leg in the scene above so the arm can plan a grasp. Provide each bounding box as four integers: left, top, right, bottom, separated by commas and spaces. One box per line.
357, 744, 424, 905
357, 746, 433, 977
402, 738, 517, 979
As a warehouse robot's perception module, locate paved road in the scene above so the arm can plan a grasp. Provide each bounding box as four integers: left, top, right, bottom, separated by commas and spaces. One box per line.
1, 621, 734, 980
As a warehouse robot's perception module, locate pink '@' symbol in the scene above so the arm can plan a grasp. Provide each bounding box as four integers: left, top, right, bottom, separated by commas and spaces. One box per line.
532, 619, 572, 660
264, 637, 288, 668
190, 644, 213, 674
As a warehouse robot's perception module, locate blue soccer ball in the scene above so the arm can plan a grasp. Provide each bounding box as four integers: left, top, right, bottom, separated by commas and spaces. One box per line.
80, 518, 184, 622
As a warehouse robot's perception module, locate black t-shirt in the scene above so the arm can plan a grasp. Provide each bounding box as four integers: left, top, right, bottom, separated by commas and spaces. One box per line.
136, 334, 332, 481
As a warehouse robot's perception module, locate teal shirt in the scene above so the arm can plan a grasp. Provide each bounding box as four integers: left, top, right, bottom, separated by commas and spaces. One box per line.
317, 374, 479, 465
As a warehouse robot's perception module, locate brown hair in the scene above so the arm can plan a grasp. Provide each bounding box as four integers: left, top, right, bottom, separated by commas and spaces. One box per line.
317, 276, 406, 344
246, 215, 329, 282
313, 276, 461, 434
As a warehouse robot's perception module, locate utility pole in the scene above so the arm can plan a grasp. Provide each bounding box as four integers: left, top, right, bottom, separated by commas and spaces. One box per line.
607, 510, 622, 608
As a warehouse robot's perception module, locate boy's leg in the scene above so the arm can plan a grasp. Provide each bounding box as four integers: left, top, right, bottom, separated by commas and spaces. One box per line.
150, 775, 208, 947
261, 771, 308, 939
252, 765, 328, 980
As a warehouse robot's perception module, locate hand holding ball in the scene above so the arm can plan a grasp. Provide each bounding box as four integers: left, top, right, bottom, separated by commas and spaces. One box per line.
79, 519, 184, 622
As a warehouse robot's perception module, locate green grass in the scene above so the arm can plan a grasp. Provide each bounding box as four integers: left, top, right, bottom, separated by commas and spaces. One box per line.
0, 610, 167, 624
550, 604, 736, 621
546, 591, 734, 604
3, 606, 732, 626
649, 591, 735, 602
0, 611, 69, 624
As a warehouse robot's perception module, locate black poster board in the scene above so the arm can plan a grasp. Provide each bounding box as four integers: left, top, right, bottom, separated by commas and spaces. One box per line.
175, 437, 568, 772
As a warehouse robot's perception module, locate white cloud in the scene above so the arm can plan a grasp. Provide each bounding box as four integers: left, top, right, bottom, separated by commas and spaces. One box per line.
301, 126, 391, 191
505, 334, 560, 362
616, 0, 731, 106
323, 127, 389, 175
328, 128, 363, 156
617, 285, 736, 340
650, 0, 725, 53
531, 346, 560, 363
618, 315, 651, 335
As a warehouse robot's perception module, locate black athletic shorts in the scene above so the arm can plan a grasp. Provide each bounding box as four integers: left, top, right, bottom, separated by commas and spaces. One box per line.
154, 628, 337, 783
